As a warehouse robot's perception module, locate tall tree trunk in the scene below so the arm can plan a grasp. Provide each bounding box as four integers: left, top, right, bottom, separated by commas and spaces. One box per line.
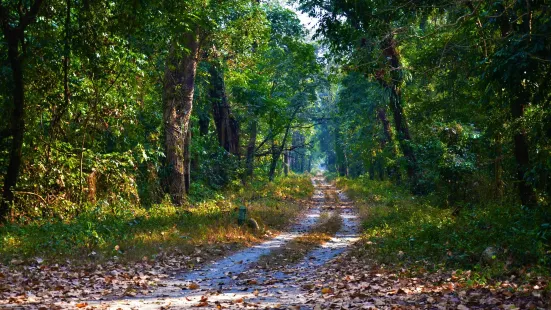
497, 6, 536, 206
268, 107, 300, 181
268, 130, 289, 182
229, 116, 240, 156
377, 107, 392, 145
245, 120, 257, 180
379, 37, 417, 180
268, 138, 278, 182
1, 34, 25, 220
343, 150, 349, 177
512, 90, 536, 206
283, 151, 289, 176
494, 133, 504, 198
0, 0, 44, 220
163, 31, 199, 206
368, 160, 375, 180
335, 130, 347, 176
209, 62, 239, 156
377, 107, 400, 180
63, 0, 71, 114
198, 112, 209, 136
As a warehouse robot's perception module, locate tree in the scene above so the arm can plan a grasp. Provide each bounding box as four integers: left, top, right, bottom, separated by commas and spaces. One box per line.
297, 0, 420, 184
0, 0, 44, 221
160, 0, 266, 204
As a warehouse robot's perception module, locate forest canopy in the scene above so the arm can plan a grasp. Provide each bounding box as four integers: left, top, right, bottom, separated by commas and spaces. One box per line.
1, 1, 551, 307
0, 0, 550, 244
0, 0, 322, 220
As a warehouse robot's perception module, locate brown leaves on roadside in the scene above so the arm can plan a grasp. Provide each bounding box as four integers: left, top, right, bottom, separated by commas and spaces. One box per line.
193, 295, 208, 307
0, 245, 236, 307
294, 249, 550, 309
321, 287, 333, 294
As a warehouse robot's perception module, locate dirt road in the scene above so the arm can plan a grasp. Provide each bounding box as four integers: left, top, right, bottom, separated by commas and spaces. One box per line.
80, 176, 359, 309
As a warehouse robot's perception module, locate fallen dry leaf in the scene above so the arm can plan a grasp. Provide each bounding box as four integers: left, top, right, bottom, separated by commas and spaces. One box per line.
321, 287, 333, 294
188, 282, 200, 290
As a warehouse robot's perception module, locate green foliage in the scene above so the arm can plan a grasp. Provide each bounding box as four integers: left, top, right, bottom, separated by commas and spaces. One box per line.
339, 176, 551, 273
299, 0, 551, 208
0, 0, 320, 219
0, 175, 313, 263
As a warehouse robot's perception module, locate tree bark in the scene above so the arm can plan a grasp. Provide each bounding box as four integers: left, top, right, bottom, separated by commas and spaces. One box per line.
379, 37, 417, 180
1, 34, 25, 220
198, 112, 209, 136
268, 106, 300, 181
494, 133, 504, 198
377, 107, 392, 145
209, 62, 239, 156
497, 6, 536, 206
283, 151, 289, 176
268, 137, 278, 181
163, 30, 199, 205
184, 127, 191, 194
63, 0, 71, 114
0, 0, 44, 221
511, 90, 536, 206
377, 107, 400, 180
245, 120, 257, 180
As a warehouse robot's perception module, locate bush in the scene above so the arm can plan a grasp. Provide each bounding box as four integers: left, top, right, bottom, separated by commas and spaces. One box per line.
338, 176, 551, 274
0, 175, 314, 263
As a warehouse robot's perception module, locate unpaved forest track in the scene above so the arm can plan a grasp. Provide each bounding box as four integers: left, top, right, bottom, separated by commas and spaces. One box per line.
74, 176, 360, 309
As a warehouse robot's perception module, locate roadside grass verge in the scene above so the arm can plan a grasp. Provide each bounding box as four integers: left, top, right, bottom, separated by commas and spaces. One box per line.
337, 175, 551, 283
0, 175, 314, 265
256, 211, 342, 268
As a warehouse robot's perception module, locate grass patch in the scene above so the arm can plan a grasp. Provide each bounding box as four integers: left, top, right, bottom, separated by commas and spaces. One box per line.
338, 175, 551, 279
255, 211, 342, 268
0, 175, 314, 265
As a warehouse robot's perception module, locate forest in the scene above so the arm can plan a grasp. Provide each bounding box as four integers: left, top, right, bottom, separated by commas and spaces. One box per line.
1, 0, 550, 308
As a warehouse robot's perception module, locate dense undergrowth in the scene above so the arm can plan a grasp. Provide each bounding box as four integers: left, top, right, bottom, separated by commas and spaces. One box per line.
0, 175, 313, 264
338, 176, 551, 279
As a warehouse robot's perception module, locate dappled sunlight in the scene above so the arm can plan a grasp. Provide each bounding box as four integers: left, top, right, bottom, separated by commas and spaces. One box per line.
1, 0, 549, 308
38, 176, 355, 309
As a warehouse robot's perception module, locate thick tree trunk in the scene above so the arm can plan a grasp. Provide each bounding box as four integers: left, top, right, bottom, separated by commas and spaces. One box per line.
163, 31, 199, 205
229, 116, 240, 156
512, 92, 536, 206
380, 37, 417, 180
497, 7, 536, 207
377, 107, 392, 145
245, 120, 257, 179
1, 35, 25, 220
0, 0, 44, 221
209, 62, 239, 156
